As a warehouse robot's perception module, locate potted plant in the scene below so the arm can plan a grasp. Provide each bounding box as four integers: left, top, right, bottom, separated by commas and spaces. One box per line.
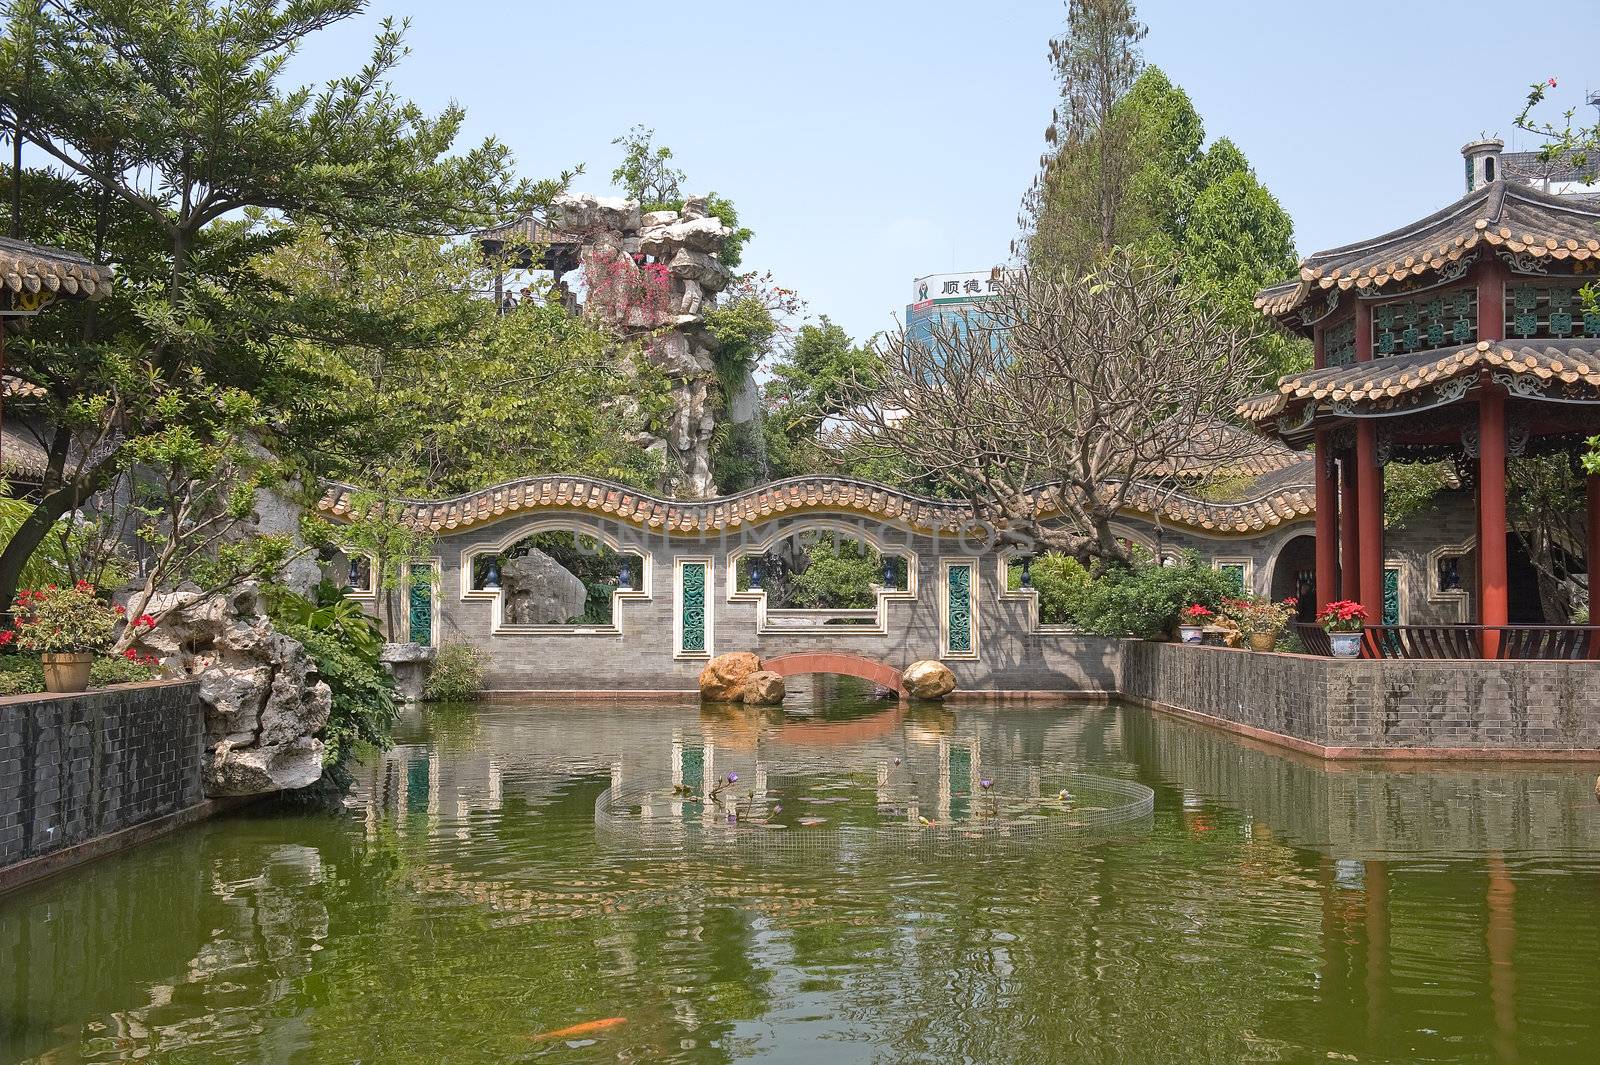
3, 582, 124, 693
1317, 600, 1370, 658
1178, 604, 1213, 644
1222, 596, 1299, 652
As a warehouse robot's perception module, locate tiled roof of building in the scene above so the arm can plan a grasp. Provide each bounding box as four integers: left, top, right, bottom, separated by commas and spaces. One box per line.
0, 423, 49, 481
1, 374, 46, 399
1502, 148, 1598, 188
0, 236, 113, 299
318, 468, 1317, 539
1238, 339, 1600, 425
1254, 181, 1600, 319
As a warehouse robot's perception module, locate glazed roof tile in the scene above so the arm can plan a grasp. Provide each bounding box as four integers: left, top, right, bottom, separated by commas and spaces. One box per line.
317, 471, 1316, 539
0, 236, 113, 300
1254, 181, 1600, 319
1238, 339, 1600, 423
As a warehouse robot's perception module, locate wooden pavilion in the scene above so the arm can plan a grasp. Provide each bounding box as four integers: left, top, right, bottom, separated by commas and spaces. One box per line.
1242, 175, 1600, 656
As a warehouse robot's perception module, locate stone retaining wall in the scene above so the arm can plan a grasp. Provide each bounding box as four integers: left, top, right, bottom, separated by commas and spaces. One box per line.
0, 680, 204, 884
1121, 641, 1600, 755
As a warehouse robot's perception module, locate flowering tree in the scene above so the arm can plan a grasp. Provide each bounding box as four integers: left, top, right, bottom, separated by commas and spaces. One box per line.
580, 247, 672, 329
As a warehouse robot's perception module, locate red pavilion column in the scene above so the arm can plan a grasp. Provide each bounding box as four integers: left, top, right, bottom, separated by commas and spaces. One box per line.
1478, 387, 1509, 657
1356, 421, 1385, 629
1587, 474, 1600, 656
1339, 452, 1361, 603
1314, 431, 1338, 613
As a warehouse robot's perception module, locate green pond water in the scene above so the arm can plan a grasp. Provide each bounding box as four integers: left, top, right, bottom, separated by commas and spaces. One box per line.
5, 682, 1600, 1064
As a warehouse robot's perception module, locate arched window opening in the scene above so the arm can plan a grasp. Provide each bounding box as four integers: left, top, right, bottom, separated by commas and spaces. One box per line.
472, 530, 643, 626
735, 530, 908, 627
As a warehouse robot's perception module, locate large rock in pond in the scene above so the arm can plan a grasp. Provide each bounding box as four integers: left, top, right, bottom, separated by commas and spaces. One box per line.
902, 659, 957, 700
700, 651, 761, 701
129, 582, 331, 796
740, 670, 785, 706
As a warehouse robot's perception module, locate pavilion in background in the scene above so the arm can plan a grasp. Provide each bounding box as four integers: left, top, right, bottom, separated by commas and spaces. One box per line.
1243, 143, 1600, 657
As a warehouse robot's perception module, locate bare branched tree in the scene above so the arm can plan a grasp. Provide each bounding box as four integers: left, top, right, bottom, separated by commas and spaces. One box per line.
841, 251, 1274, 563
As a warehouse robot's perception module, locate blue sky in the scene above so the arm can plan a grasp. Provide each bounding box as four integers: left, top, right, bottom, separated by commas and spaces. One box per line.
289, 1, 1599, 345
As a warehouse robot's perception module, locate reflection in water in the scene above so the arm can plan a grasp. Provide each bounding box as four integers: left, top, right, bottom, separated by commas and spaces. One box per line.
3, 687, 1600, 1063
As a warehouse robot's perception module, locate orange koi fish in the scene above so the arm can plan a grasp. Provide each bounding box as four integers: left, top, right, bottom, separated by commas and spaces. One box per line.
527, 1017, 627, 1042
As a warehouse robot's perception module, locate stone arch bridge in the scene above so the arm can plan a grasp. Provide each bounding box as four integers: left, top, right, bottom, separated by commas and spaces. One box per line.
317, 473, 1315, 694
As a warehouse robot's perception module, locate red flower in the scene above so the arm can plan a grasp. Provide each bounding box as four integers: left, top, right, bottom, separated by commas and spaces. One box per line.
1549, 76, 1558, 87
114, 604, 127, 616
136, 614, 157, 630
0, 629, 14, 646
123, 647, 138, 660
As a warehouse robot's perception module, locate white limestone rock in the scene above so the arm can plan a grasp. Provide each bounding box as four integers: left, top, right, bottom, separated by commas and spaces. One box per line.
551, 193, 640, 234
640, 216, 733, 257
129, 582, 332, 797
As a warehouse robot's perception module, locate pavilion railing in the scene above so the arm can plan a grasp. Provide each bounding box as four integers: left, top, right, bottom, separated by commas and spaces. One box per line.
1293, 622, 1600, 660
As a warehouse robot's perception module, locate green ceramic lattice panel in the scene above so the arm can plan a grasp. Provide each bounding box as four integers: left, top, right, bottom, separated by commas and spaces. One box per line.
1374, 288, 1475, 356
946, 564, 974, 655
680, 562, 708, 654
1323, 319, 1357, 367
1505, 283, 1600, 340
408, 563, 433, 644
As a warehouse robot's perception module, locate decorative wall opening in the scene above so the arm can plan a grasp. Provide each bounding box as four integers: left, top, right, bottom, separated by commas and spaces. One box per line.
729, 526, 912, 635
1268, 535, 1317, 621
465, 528, 648, 634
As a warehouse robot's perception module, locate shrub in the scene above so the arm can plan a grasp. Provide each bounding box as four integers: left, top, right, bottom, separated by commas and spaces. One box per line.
267, 587, 396, 767
423, 641, 485, 702
4, 582, 139, 654
282, 621, 398, 768
90, 651, 162, 687
1009, 554, 1093, 625
0, 657, 43, 696
1072, 556, 1237, 639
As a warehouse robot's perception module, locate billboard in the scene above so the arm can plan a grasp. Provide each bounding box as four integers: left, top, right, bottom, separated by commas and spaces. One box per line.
911, 270, 1007, 306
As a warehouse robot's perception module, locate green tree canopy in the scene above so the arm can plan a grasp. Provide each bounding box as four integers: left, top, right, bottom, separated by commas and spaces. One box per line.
0, 0, 550, 608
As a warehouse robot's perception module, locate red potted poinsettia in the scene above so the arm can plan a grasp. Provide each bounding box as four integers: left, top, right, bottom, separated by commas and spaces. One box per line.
1317, 600, 1370, 658
1178, 604, 1214, 644
5, 582, 120, 693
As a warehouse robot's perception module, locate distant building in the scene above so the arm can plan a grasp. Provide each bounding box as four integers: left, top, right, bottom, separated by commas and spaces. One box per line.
905, 269, 1007, 351
1464, 90, 1600, 201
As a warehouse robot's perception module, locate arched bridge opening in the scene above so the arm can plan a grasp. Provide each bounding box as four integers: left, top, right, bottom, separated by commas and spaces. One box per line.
761, 652, 905, 695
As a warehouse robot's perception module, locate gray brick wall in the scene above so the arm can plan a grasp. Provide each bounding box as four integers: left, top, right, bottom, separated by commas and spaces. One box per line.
1122, 640, 1600, 751
0, 681, 203, 870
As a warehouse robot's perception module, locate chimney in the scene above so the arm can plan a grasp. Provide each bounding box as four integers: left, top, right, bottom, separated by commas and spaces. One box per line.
1461, 137, 1504, 193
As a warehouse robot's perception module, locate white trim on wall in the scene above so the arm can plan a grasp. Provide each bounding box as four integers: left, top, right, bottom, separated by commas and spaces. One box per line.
1426, 537, 1474, 623
939, 557, 980, 660
456, 520, 652, 636
674, 556, 714, 660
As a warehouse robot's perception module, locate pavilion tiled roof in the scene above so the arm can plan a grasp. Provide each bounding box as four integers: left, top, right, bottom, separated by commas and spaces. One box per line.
1254, 181, 1600, 320
317, 470, 1317, 539
1238, 340, 1600, 425
0, 236, 113, 300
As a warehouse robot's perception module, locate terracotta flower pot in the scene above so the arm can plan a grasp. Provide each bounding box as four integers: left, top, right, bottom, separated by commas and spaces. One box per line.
1249, 631, 1277, 652
41, 651, 95, 693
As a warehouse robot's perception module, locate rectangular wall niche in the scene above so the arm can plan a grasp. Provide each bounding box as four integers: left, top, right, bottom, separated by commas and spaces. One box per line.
675, 559, 712, 658
408, 562, 435, 645
940, 560, 978, 659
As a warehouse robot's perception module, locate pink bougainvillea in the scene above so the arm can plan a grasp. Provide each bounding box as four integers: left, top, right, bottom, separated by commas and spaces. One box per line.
580, 247, 672, 329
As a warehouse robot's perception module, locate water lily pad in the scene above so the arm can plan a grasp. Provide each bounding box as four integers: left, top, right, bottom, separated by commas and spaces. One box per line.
798, 817, 828, 827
